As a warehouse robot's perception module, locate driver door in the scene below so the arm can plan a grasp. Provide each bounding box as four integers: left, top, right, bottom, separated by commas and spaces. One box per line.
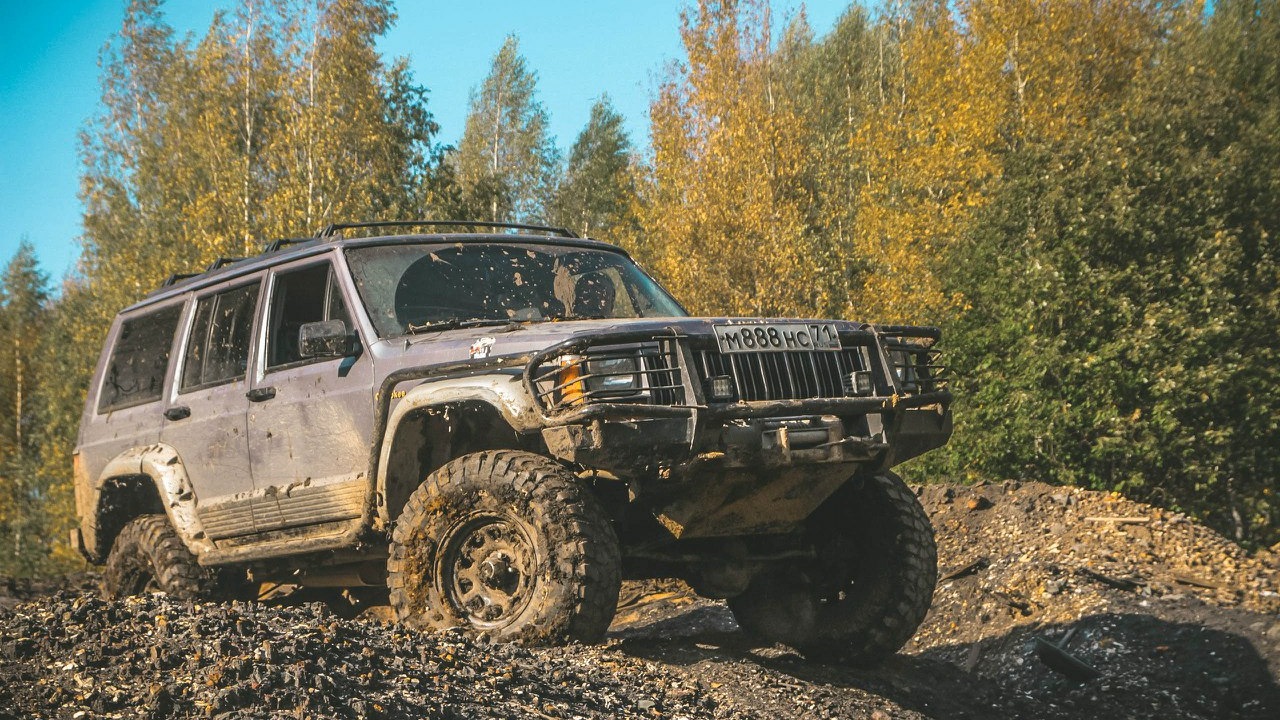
246, 256, 373, 531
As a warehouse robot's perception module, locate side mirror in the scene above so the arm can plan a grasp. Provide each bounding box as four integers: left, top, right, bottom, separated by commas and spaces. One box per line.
299, 319, 359, 359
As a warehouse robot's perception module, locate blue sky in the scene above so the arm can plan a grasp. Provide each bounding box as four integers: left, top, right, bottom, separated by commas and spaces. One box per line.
0, 1, 853, 282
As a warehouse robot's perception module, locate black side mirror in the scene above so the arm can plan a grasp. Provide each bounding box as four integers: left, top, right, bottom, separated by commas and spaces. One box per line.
299, 319, 358, 359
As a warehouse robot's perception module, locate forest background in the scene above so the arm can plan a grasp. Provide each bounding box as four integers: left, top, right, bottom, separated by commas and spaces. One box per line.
1, 0, 1276, 574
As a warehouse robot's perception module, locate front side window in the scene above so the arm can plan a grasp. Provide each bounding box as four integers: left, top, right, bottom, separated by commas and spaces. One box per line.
344, 242, 686, 337
98, 304, 183, 412
181, 282, 260, 391
266, 262, 353, 369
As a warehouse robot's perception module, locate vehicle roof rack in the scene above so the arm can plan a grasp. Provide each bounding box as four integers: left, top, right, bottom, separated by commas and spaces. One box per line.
315, 220, 579, 240
262, 237, 316, 254
162, 272, 200, 287
205, 256, 246, 272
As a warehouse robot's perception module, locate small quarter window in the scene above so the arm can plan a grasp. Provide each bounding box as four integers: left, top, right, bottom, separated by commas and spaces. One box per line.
98, 305, 183, 412
181, 283, 260, 390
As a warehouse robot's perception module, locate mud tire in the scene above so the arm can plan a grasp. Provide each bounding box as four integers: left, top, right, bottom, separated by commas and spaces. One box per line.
102, 515, 212, 600
387, 450, 621, 645
728, 472, 937, 665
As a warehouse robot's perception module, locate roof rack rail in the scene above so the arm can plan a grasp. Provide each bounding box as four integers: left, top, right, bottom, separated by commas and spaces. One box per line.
262, 237, 315, 254
315, 220, 579, 240
162, 272, 200, 287
205, 257, 246, 272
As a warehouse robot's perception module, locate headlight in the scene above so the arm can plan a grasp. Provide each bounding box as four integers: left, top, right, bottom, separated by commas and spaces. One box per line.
888, 348, 920, 390
553, 354, 640, 406
584, 356, 640, 394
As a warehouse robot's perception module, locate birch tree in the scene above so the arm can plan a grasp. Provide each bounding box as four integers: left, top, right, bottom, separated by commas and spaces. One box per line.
452, 36, 559, 223
638, 0, 819, 317
0, 242, 51, 573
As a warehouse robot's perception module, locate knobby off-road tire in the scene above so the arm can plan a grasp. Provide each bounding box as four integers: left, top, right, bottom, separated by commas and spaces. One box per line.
387, 450, 621, 646
102, 514, 213, 600
728, 472, 937, 665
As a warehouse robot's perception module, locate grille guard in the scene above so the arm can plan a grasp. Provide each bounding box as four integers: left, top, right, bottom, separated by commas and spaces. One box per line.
523, 324, 952, 424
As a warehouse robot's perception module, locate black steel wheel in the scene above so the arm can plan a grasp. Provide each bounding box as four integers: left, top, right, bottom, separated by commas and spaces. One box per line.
388, 450, 621, 645
438, 513, 538, 629
728, 472, 937, 665
102, 514, 213, 600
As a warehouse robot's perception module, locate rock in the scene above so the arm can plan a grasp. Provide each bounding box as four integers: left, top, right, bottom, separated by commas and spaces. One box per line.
4, 479, 1277, 720
0, 594, 715, 719
966, 496, 993, 512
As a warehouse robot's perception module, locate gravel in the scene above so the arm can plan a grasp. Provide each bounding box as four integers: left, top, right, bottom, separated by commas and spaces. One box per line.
2, 480, 1277, 719
0, 594, 717, 720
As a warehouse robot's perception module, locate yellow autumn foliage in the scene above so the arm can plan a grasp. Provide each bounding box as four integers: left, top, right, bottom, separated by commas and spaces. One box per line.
638, 0, 822, 318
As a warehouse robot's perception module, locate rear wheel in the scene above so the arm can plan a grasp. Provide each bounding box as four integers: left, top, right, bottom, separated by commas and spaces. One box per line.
102, 514, 213, 600
728, 472, 937, 664
388, 450, 621, 645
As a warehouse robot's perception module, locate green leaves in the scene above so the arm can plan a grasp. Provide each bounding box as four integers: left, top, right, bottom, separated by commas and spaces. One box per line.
0, 241, 75, 575
928, 1, 1280, 545
451, 36, 559, 223
549, 96, 636, 238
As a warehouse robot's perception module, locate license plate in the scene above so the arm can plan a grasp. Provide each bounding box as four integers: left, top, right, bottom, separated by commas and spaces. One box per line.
713, 323, 841, 353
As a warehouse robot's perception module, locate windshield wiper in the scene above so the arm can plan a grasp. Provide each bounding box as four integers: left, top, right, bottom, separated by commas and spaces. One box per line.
406, 318, 522, 335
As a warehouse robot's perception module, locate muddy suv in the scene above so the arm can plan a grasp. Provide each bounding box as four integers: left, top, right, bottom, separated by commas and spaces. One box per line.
74, 220, 951, 662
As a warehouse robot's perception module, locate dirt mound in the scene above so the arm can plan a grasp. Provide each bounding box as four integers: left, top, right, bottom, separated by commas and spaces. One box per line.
2, 481, 1276, 719
910, 481, 1280, 718
0, 573, 99, 612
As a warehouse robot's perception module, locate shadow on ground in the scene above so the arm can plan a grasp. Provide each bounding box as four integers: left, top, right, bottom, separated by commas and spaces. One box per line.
609, 600, 1280, 720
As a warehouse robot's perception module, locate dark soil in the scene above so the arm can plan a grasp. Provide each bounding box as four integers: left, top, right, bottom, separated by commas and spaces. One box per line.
2, 481, 1277, 719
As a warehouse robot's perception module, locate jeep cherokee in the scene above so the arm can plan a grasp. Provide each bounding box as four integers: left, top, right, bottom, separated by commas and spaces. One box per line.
73, 220, 951, 663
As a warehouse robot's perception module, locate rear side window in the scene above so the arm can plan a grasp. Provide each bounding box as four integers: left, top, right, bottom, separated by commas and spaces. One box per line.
98, 305, 183, 412
181, 283, 260, 391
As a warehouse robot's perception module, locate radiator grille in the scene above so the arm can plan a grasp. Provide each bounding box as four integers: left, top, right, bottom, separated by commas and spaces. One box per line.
697, 348, 866, 401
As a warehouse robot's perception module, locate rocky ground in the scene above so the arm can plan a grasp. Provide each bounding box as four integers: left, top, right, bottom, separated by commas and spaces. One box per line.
2, 481, 1277, 719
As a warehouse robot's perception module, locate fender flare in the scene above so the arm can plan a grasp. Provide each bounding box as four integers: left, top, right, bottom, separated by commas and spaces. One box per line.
374, 373, 540, 524
85, 443, 215, 560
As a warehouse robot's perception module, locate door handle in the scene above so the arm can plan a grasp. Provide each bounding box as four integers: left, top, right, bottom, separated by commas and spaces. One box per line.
247, 387, 277, 402
164, 406, 191, 421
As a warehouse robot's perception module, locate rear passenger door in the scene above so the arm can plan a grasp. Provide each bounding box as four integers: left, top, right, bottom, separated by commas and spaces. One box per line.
162, 277, 261, 540
247, 257, 373, 530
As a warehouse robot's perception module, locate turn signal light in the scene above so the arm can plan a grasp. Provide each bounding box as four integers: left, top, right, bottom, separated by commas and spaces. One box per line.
556, 355, 585, 406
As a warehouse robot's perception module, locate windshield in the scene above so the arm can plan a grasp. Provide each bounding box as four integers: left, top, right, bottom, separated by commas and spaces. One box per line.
344, 242, 687, 337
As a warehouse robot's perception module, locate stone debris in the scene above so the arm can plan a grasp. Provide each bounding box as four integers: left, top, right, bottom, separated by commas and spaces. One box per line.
909, 481, 1279, 719
2, 480, 1277, 719
0, 593, 718, 719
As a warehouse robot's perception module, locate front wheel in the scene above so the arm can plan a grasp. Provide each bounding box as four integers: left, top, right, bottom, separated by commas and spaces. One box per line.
728, 472, 937, 664
387, 450, 621, 645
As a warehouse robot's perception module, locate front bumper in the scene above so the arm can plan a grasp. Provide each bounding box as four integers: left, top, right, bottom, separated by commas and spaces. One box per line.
526, 325, 952, 473
540, 393, 951, 472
